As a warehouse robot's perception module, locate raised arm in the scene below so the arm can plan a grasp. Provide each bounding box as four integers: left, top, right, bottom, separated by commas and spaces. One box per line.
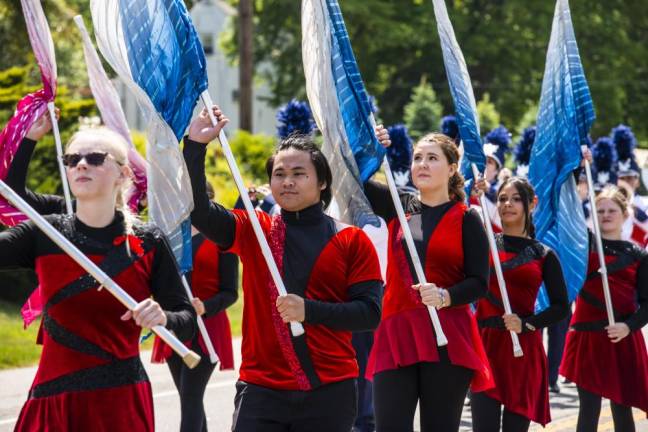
183, 106, 235, 249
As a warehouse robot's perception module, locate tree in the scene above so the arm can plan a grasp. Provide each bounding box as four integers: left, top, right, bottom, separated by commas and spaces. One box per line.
403, 78, 443, 141
222, 0, 648, 147
238, 0, 254, 131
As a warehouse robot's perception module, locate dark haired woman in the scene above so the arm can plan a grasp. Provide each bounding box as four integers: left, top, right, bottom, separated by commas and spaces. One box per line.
471, 177, 568, 432
2, 117, 195, 431
365, 131, 493, 432
560, 186, 648, 432
151, 182, 239, 432
183, 106, 385, 432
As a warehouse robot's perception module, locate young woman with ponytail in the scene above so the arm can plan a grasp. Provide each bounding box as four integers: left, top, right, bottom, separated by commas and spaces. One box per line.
365, 131, 493, 432
471, 176, 568, 432
1, 115, 196, 431
560, 186, 648, 432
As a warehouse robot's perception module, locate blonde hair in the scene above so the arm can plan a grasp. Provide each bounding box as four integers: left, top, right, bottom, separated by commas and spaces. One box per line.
415, 133, 466, 202
67, 128, 139, 253
595, 186, 629, 216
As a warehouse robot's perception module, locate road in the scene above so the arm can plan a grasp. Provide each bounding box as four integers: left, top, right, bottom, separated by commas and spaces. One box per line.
1, 337, 646, 431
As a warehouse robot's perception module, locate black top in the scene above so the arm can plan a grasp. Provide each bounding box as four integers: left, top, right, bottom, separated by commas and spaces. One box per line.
595, 237, 648, 332
499, 235, 568, 331
191, 234, 239, 318
4, 138, 195, 339
364, 180, 489, 306
183, 138, 382, 331
0, 213, 196, 340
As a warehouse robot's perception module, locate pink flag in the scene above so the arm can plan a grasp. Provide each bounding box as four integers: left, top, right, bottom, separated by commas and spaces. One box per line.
0, 0, 58, 226
5, 0, 59, 327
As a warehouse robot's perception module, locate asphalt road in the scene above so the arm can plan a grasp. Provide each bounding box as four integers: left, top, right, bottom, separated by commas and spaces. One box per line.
1, 337, 646, 431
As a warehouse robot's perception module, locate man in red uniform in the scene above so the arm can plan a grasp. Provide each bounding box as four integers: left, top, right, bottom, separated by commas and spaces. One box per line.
183, 106, 384, 432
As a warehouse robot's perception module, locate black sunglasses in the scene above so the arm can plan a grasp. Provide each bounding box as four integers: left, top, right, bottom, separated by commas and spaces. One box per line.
61, 152, 119, 168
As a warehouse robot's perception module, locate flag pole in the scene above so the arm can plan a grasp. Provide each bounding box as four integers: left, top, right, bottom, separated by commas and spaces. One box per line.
370, 115, 448, 347
581, 147, 615, 326
0, 179, 201, 368
180, 274, 219, 364
200, 91, 305, 338
471, 164, 523, 357
46, 102, 73, 215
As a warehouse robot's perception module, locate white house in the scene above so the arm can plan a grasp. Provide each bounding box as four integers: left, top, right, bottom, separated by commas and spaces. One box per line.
116, 0, 277, 135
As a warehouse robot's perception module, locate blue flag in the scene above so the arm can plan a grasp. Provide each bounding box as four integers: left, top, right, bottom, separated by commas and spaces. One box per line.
431, 0, 485, 181
303, 0, 384, 228
92, 0, 209, 273
529, 0, 594, 309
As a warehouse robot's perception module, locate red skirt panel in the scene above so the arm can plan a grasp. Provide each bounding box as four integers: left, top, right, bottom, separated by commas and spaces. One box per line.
367, 306, 494, 393
14, 382, 154, 432
479, 328, 550, 425
151, 311, 234, 370
560, 328, 648, 415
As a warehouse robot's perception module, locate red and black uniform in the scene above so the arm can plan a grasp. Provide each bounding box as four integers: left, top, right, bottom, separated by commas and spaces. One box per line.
363, 181, 493, 432
152, 234, 239, 432
472, 234, 568, 431
184, 139, 383, 432
560, 236, 648, 431
0, 213, 195, 432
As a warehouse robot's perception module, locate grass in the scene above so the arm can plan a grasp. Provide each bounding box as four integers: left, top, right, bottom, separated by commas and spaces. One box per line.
0, 300, 42, 370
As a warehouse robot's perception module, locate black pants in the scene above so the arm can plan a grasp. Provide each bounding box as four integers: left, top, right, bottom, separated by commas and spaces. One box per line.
547, 307, 571, 386
471, 391, 530, 432
576, 386, 635, 432
373, 361, 473, 432
167, 342, 217, 432
232, 379, 357, 432
352, 331, 375, 432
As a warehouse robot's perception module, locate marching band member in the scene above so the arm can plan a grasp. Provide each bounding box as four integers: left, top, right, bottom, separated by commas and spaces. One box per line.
183, 106, 384, 432
560, 186, 648, 432
366, 131, 493, 432
2, 117, 196, 431
471, 177, 568, 431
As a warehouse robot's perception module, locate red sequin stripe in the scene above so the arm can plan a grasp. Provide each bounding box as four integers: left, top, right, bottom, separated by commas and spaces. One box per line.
394, 218, 423, 305
267, 215, 311, 391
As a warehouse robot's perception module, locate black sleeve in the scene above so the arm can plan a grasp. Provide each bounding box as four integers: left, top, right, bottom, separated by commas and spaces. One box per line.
625, 256, 648, 331
447, 209, 489, 306
150, 234, 197, 341
0, 220, 39, 269
203, 252, 239, 317
521, 251, 569, 332
182, 138, 237, 250
364, 180, 418, 222
5, 138, 67, 215
303, 280, 383, 332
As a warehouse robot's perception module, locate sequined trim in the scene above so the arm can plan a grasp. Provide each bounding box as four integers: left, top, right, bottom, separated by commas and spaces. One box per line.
43, 312, 115, 361
30, 356, 148, 399
267, 215, 311, 391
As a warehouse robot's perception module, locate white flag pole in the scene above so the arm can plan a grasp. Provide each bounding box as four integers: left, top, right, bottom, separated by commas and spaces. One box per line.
200, 91, 304, 338
47, 102, 73, 215
471, 164, 523, 357
180, 275, 220, 364
370, 115, 447, 347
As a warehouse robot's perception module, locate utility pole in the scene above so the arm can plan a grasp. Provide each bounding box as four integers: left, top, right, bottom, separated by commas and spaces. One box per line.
238, 0, 253, 132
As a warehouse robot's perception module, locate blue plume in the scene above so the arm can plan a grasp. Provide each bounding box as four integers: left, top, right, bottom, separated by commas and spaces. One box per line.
484, 125, 511, 167
514, 126, 536, 166
611, 124, 636, 161
440, 115, 460, 144
276, 99, 316, 139
592, 136, 618, 185
386, 124, 413, 172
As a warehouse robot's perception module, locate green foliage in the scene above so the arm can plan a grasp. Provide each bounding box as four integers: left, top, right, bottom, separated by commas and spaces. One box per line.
515, 103, 539, 136
403, 79, 443, 140
222, 0, 648, 145
227, 130, 277, 182
476, 93, 501, 135
0, 299, 42, 369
